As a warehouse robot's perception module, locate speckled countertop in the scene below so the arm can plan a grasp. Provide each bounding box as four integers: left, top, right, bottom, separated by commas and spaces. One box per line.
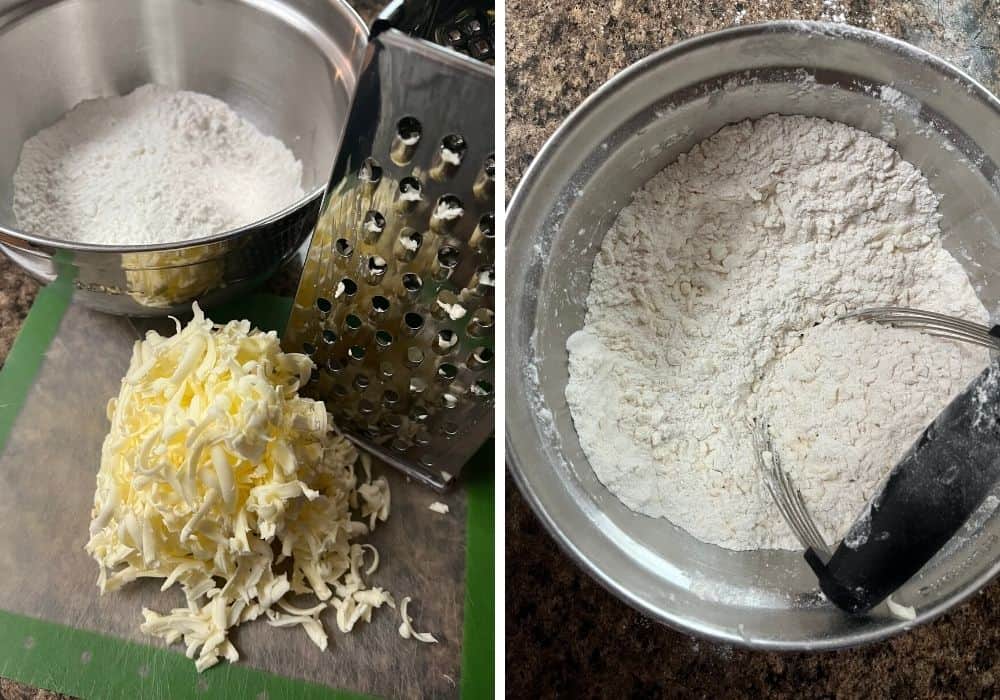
506, 0, 1000, 698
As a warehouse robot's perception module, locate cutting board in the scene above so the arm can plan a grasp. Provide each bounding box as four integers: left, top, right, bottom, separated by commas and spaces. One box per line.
0, 276, 494, 699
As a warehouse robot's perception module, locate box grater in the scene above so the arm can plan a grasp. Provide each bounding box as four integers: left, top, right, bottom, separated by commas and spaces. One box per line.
284, 0, 494, 491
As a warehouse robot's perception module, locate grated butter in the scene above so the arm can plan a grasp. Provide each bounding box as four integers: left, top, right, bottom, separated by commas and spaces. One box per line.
85, 304, 404, 671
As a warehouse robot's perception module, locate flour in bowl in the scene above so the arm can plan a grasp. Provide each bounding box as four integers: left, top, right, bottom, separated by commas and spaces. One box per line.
565, 114, 989, 551
13, 84, 304, 245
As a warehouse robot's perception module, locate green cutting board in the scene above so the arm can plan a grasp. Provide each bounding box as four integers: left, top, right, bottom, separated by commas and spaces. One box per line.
0, 275, 494, 699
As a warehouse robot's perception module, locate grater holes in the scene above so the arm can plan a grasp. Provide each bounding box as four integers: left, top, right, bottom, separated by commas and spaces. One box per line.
462, 15, 484, 34
383, 413, 403, 431
362, 211, 386, 243
359, 157, 382, 189
316, 296, 333, 316
391, 438, 410, 453
382, 389, 400, 408
441, 392, 459, 409
414, 431, 432, 447
470, 37, 492, 61
468, 346, 493, 369
437, 363, 459, 383
348, 345, 366, 362
369, 294, 391, 319
467, 308, 494, 337
441, 421, 459, 438
284, 26, 496, 478
434, 329, 459, 355
468, 265, 495, 296
405, 346, 424, 368
434, 245, 461, 281
470, 214, 494, 253
358, 398, 376, 416
332, 383, 349, 398
396, 229, 423, 262
322, 329, 338, 345
397, 177, 423, 211
374, 329, 393, 350
411, 405, 430, 422
364, 255, 388, 285
431, 134, 467, 180
439, 9, 494, 60
345, 313, 363, 333
353, 373, 370, 391
336, 277, 358, 299
403, 311, 425, 336
302, 341, 316, 356
400, 272, 423, 300
477, 264, 496, 289
335, 238, 354, 259
391, 116, 422, 165
431, 194, 464, 232
397, 117, 422, 140
438, 245, 461, 265
472, 380, 494, 399
410, 377, 428, 394
474, 154, 495, 202
442, 134, 467, 154
326, 357, 346, 374
433, 290, 467, 321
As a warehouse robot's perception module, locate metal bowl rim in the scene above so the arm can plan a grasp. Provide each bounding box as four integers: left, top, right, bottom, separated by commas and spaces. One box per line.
0, 0, 367, 255
505, 19, 1000, 650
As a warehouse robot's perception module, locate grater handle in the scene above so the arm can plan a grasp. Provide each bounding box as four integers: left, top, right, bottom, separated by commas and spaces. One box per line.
373, 0, 494, 60
804, 360, 1000, 614
373, 0, 459, 38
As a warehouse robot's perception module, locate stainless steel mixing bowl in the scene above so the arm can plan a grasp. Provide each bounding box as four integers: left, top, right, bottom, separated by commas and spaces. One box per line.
0, 0, 367, 315
507, 21, 1000, 649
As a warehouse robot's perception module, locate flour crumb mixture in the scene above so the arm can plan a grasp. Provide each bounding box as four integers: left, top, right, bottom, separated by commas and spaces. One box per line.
565, 114, 989, 551
13, 84, 304, 245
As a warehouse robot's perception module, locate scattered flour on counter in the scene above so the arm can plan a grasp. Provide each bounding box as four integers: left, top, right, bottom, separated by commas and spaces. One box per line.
13, 83, 304, 245
565, 114, 989, 551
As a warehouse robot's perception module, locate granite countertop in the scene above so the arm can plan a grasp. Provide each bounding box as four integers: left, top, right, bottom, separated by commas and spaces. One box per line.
506, 0, 1000, 697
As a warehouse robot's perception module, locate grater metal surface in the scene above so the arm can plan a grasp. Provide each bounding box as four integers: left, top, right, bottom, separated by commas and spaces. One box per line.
285, 23, 494, 491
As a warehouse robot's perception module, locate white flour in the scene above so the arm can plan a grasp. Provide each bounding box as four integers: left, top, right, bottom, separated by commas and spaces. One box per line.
566, 114, 989, 551
13, 84, 304, 245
